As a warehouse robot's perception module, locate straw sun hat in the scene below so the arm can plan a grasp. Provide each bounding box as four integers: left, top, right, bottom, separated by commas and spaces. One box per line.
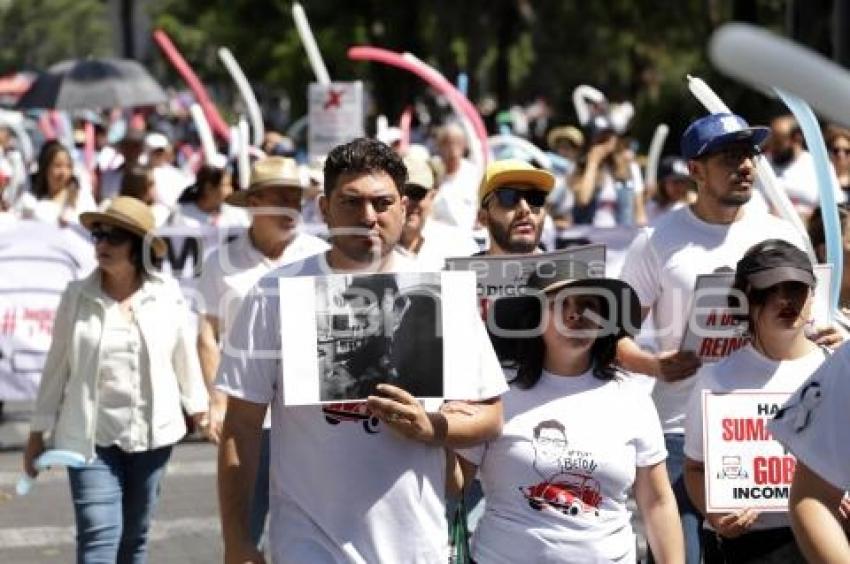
79, 196, 167, 258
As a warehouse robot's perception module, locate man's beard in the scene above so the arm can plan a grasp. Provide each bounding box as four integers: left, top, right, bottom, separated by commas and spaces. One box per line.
489, 220, 540, 254
772, 148, 794, 168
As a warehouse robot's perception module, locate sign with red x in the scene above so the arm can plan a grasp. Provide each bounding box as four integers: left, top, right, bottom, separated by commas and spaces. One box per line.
308, 81, 364, 162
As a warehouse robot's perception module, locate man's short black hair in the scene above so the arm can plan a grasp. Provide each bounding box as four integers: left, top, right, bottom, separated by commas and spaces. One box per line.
323, 138, 407, 196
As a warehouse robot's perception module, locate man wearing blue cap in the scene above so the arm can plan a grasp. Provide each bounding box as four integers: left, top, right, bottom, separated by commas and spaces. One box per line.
617, 113, 807, 563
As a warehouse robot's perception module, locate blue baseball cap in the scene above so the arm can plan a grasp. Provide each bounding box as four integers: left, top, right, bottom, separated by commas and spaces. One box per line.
681, 113, 770, 160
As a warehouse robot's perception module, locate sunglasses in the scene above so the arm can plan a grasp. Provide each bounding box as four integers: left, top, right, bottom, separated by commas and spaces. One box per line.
91, 227, 134, 246
487, 187, 548, 209
403, 185, 430, 203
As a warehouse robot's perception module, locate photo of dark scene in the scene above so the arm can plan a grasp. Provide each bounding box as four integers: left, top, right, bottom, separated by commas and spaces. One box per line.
315, 273, 443, 402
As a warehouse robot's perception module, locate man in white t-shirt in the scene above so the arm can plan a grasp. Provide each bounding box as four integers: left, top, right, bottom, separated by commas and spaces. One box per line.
768, 115, 846, 219
618, 113, 806, 563
197, 156, 328, 548
216, 138, 506, 564
430, 123, 481, 231
397, 154, 479, 270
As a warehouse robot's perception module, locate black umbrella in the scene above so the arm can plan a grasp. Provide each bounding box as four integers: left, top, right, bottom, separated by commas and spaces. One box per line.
16, 58, 167, 110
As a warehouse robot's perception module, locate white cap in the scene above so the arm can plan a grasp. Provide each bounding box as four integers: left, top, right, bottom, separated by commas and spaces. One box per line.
145, 132, 169, 152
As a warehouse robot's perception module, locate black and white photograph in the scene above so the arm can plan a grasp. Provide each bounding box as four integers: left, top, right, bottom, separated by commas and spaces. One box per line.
314, 272, 443, 401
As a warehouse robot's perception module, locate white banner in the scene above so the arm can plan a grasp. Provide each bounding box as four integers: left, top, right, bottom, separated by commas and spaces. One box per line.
0, 221, 95, 400
308, 81, 364, 162
703, 390, 795, 513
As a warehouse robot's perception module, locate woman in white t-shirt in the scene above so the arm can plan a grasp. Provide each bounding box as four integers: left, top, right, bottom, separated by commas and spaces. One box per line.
683, 239, 829, 562
168, 160, 249, 229
457, 260, 683, 563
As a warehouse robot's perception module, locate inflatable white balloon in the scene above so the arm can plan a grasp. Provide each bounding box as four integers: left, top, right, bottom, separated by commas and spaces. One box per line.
710, 22, 850, 127
572, 85, 607, 126
645, 124, 669, 188
292, 2, 331, 86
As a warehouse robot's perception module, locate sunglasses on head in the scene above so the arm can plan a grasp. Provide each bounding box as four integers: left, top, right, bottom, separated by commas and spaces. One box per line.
403, 185, 430, 203
488, 187, 548, 209
90, 226, 134, 246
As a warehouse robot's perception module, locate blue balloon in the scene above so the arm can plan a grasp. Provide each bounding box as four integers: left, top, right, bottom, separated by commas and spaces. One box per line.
777, 89, 843, 319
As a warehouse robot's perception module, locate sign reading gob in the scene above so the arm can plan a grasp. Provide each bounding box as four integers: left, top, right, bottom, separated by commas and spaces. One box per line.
703, 390, 796, 513
308, 82, 364, 163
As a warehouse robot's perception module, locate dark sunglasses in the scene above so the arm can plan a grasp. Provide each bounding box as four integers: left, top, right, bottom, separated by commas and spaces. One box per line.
403, 185, 430, 203
91, 227, 134, 246
488, 187, 548, 209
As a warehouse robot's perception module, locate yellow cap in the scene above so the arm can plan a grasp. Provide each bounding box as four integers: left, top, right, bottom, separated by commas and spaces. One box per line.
479, 159, 555, 205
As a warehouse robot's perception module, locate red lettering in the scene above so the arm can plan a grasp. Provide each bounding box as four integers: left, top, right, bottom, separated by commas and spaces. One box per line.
753, 456, 797, 485
478, 298, 489, 321
700, 338, 715, 358
721, 418, 773, 441
705, 311, 717, 326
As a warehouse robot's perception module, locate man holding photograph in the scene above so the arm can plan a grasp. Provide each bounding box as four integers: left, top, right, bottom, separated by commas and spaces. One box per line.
216, 138, 506, 564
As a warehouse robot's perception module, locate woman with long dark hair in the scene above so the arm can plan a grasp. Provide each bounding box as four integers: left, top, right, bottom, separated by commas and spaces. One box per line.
168, 160, 248, 228
27, 140, 95, 225
456, 260, 683, 563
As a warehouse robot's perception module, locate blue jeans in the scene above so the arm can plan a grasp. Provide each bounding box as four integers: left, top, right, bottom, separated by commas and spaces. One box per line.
67, 445, 172, 564
662, 433, 703, 564
249, 428, 270, 548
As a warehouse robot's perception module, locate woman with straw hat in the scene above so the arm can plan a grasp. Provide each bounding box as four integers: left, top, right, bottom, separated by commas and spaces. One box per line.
23, 196, 208, 563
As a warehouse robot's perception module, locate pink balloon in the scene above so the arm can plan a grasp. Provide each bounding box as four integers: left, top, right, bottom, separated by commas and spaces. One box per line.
347, 46, 489, 159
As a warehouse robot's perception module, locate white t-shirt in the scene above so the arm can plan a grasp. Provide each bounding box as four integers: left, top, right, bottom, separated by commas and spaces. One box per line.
592, 162, 645, 228
620, 205, 805, 434
152, 164, 192, 208
402, 218, 480, 271
773, 151, 846, 217
431, 159, 480, 231
684, 344, 828, 530
216, 250, 508, 564
168, 202, 250, 229
769, 342, 850, 492
458, 371, 666, 563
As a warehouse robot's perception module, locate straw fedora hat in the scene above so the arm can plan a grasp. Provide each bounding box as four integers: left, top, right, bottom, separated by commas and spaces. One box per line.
79, 196, 167, 258
226, 156, 303, 207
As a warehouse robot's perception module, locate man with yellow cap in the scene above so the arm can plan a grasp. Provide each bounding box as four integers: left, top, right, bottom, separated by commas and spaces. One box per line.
477, 159, 555, 255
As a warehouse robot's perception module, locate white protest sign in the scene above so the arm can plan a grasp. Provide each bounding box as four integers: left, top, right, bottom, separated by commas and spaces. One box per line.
681, 266, 831, 363
308, 81, 364, 162
0, 221, 95, 400
703, 390, 796, 513
279, 270, 477, 406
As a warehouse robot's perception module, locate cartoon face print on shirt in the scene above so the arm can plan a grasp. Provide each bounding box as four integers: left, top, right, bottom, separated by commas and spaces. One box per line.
521, 419, 602, 517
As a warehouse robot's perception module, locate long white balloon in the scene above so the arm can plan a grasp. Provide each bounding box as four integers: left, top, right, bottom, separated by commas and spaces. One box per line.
218, 47, 265, 147
238, 118, 251, 190
645, 124, 669, 187
710, 22, 850, 127
572, 85, 606, 126
292, 2, 331, 85
190, 103, 217, 165
685, 75, 816, 261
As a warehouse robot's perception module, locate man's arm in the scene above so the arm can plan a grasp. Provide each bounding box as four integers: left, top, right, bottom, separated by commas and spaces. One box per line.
198, 314, 227, 443
616, 306, 701, 381
218, 396, 267, 564
366, 385, 502, 449
789, 461, 850, 563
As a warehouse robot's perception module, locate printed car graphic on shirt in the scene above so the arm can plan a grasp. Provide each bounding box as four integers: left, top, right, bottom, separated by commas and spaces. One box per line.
520, 472, 602, 517
322, 401, 381, 434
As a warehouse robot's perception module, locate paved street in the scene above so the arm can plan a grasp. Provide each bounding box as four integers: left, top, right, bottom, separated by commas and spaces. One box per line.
0, 402, 223, 564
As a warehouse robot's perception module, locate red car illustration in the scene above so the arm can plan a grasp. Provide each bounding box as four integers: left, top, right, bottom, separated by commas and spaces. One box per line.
520, 472, 602, 516
322, 402, 381, 434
